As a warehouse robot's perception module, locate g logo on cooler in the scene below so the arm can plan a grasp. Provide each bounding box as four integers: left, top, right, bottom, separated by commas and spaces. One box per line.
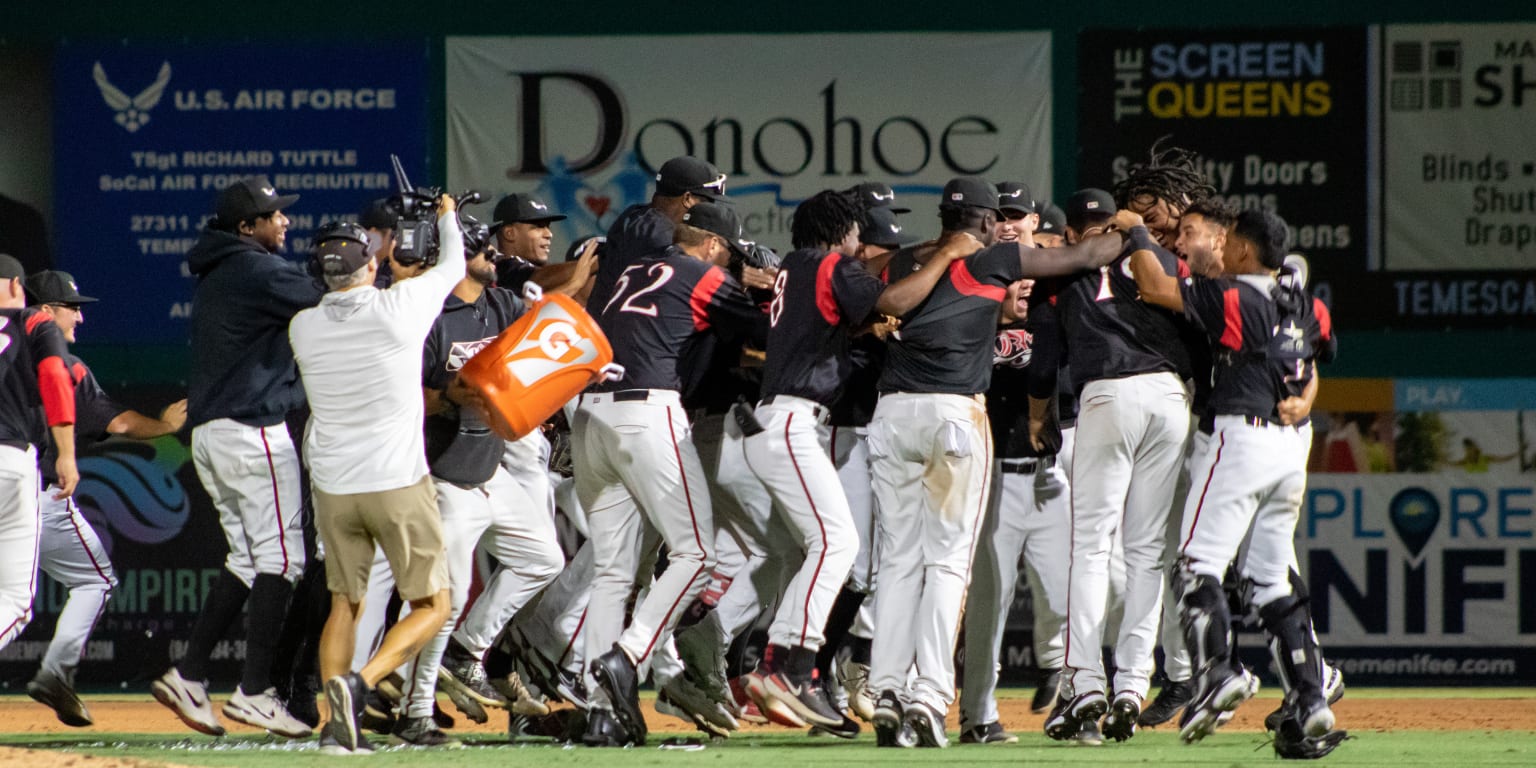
538, 320, 579, 359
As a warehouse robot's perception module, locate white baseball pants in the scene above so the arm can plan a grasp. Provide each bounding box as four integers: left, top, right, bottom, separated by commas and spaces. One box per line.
37, 488, 117, 679
190, 420, 305, 585
1065, 372, 1190, 701
868, 392, 992, 712
0, 445, 40, 651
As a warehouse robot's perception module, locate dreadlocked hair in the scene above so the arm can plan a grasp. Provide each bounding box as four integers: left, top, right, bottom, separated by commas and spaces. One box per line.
792, 189, 863, 250
1112, 137, 1216, 212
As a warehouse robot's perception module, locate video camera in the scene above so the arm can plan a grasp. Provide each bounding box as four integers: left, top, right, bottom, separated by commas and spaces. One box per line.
387, 154, 485, 266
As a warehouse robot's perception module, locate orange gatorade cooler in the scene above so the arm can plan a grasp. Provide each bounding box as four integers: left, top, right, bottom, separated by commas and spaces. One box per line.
459, 284, 623, 440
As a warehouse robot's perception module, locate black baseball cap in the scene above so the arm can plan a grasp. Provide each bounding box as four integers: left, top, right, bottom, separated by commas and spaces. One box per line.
1035, 202, 1067, 236
315, 223, 372, 276
216, 175, 298, 224
655, 156, 727, 201
0, 254, 23, 281
860, 206, 916, 248
1065, 188, 1116, 231
940, 177, 1001, 213
491, 193, 567, 229
996, 181, 1036, 215
359, 198, 397, 230
680, 201, 750, 256
565, 234, 606, 263
26, 270, 97, 305
848, 181, 911, 214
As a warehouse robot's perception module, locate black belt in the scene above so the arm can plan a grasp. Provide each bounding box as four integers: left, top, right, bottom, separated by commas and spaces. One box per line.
760, 395, 829, 421
1243, 414, 1295, 429
1000, 455, 1054, 474
613, 389, 652, 402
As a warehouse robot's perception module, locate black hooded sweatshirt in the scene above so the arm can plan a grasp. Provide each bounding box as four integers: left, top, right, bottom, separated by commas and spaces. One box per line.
186, 227, 323, 428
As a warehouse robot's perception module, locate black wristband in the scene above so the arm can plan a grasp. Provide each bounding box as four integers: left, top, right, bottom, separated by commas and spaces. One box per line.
1126, 225, 1157, 253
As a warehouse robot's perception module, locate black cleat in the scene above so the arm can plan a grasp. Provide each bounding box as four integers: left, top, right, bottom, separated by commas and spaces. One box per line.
1102, 694, 1140, 742
959, 720, 1018, 744
590, 645, 646, 745
1138, 678, 1194, 727
582, 708, 634, 747
1044, 691, 1107, 742
1031, 668, 1061, 714
323, 672, 368, 752
27, 669, 92, 727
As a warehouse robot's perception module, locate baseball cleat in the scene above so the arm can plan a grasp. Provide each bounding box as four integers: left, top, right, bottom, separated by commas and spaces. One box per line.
745, 670, 808, 728
1101, 692, 1140, 742
1031, 668, 1061, 714
730, 677, 769, 724
151, 667, 226, 737
581, 708, 635, 748
809, 711, 861, 740
1044, 690, 1106, 742
389, 715, 464, 748
1323, 661, 1346, 705
903, 700, 948, 748
438, 641, 512, 710
222, 686, 313, 738
661, 676, 738, 734
438, 680, 489, 724
656, 690, 731, 739
675, 617, 732, 705
489, 670, 551, 716
1178, 668, 1257, 744
835, 657, 875, 722
1138, 678, 1194, 727
959, 720, 1018, 744
27, 668, 92, 727
1074, 718, 1104, 746
763, 671, 843, 728
590, 645, 647, 745
318, 722, 375, 755
1297, 694, 1336, 738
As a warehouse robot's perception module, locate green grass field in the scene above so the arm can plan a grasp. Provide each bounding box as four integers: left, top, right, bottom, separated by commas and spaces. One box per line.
2, 689, 1532, 768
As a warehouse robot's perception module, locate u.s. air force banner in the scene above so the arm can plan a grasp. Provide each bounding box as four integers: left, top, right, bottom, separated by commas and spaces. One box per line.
53, 42, 428, 344
445, 34, 1053, 254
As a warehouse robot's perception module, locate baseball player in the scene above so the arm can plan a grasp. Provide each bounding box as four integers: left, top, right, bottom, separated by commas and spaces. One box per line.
21, 272, 184, 727
1042, 189, 1194, 745
575, 200, 764, 747
1034, 203, 1067, 248
867, 177, 1125, 748
994, 181, 1039, 246
154, 176, 319, 739
739, 190, 898, 729
958, 274, 1073, 744
490, 192, 596, 298
587, 156, 726, 315
1128, 209, 1339, 748
290, 196, 463, 755
391, 217, 565, 746
0, 254, 78, 656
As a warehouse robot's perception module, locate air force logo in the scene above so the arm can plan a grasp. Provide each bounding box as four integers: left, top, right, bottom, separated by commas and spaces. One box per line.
92, 61, 172, 133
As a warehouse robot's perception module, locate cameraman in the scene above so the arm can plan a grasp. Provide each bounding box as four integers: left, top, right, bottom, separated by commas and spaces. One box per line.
289, 195, 464, 755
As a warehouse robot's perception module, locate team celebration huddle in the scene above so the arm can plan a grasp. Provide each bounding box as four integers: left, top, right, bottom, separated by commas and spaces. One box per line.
1, 140, 1349, 759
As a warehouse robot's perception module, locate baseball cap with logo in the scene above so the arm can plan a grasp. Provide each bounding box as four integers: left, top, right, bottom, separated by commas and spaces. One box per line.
848, 181, 912, 214
860, 206, 916, 248
655, 156, 727, 201
1035, 202, 1067, 235
940, 177, 1001, 213
996, 181, 1036, 215
1065, 188, 1117, 232
216, 175, 299, 224
491, 193, 567, 230
26, 270, 98, 306
314, 223, 372, 277
681, 201, 750, 257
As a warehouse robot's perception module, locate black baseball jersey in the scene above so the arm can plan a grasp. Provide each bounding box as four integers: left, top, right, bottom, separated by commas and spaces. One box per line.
422, 287, 527, 486
495, 255, 539, 295
0, 307, 74, 447
1052, 237, 1193, 388
41, 354, 125, 483
593, 247, 767, 393
1180, 274, 1336, 425
588, 204, 672, 317
877, 242, 1026, 395
760, 248, 885, 406
828, 335, 884, 427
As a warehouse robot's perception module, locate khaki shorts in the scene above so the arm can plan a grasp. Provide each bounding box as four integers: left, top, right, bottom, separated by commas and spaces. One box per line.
313, 474, 449, 602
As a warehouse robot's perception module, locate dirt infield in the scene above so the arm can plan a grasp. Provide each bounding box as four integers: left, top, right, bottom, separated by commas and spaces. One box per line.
2, 693, 1534, 767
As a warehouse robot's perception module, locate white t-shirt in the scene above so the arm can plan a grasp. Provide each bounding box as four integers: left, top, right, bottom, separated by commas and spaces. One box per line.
290, 212, 466, 494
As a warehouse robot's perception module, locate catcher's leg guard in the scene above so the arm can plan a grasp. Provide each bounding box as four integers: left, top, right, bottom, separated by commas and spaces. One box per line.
1258, 590, 1334, 737
1177, 567, 1231, 677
